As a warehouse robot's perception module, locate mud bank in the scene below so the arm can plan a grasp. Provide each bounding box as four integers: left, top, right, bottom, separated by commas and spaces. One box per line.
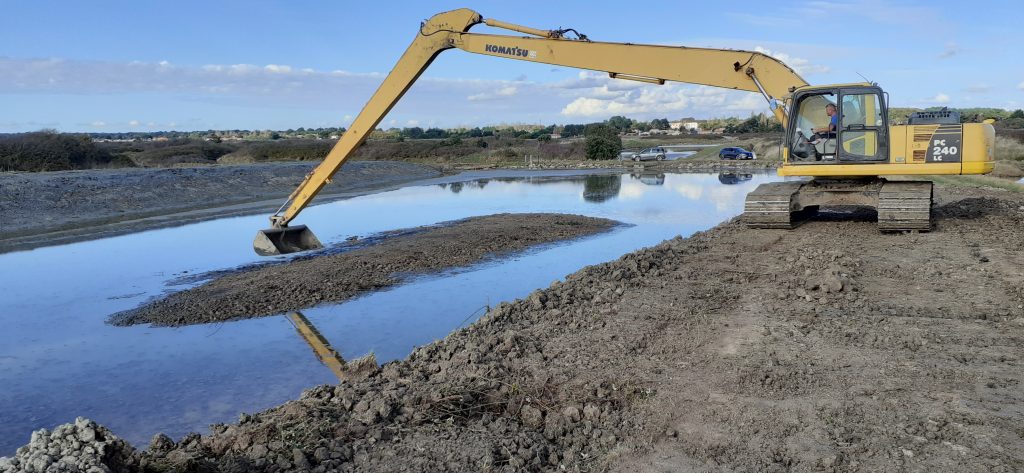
0, 161, 440, 253
6, 186, 1024, 473
112, 213, 619, 327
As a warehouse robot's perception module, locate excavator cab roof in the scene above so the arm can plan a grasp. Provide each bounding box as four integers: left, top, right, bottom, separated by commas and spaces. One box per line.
794, 82, 877, 93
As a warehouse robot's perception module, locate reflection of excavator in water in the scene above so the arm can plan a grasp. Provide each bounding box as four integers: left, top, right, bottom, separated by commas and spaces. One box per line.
286, 312, 376, 382
253, 9, 995, 255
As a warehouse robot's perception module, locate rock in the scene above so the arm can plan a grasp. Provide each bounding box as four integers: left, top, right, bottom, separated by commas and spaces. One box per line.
822, 274, 843, 293
583, 403, 601, 421
562, 406, 582, 423
78, 427, 97, 443
149, 433, 175, 453
520, 405, 545, 429
292, 448, 312, 469
250, 444, 269, 457
313, 446, 330, 462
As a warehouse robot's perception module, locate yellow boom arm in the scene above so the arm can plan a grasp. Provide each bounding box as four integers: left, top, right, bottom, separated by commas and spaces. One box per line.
254, 8, 807, 255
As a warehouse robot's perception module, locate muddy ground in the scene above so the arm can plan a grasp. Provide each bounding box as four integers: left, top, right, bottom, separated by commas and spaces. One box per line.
0, 161, 440, 252
111, 213, 619, 327
4, 185, 1024, 473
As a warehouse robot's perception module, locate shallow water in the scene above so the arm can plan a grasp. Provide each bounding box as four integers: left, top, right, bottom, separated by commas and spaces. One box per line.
0, 169, 779, 454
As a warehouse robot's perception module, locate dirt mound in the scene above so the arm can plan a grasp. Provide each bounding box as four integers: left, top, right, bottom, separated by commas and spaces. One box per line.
111, 213, 619, 326
0, 418, 139, 473
936, 196, 1020, 219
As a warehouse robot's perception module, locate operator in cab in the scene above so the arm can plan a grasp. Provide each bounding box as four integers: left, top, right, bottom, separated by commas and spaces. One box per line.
811, 103, 838, 143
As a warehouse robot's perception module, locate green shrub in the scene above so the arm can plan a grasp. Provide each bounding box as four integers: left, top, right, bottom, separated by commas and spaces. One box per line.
0, 131, 133, 171
583, 124, 622, 160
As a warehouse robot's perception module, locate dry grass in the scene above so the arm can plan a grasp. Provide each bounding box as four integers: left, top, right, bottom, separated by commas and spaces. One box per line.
995, 135, 1024, 161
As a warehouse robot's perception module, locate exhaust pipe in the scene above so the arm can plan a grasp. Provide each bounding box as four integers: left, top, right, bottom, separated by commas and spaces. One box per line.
253, 225, 323, 256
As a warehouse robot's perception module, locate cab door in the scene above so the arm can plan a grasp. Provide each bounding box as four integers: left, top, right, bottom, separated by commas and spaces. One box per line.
837, 87, 888, 162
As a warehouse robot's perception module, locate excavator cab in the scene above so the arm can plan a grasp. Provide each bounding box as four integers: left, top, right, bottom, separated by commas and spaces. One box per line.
787, 84, 888, 164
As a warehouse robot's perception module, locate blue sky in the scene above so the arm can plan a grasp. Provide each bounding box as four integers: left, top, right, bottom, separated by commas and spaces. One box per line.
1, 0, 1022, 132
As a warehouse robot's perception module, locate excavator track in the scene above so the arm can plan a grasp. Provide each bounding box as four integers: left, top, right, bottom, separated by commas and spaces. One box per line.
877, 180, 933, 231
743, 182, 805, 229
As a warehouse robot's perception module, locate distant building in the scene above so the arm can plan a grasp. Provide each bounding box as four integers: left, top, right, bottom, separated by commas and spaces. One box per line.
669, 118, 700, 132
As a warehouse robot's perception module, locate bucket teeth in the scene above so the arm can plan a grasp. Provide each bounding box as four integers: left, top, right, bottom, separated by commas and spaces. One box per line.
743, 182, 805, 229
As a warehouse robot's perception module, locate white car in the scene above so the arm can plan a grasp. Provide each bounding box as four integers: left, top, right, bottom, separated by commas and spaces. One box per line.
631, 147, 667, 161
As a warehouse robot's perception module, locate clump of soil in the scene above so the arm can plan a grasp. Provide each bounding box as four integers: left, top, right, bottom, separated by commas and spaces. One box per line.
111, 213, 619, 327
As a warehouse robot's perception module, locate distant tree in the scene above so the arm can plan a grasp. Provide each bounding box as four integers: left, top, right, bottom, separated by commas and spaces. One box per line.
651, 118, 671, 130
423, 127, 448, 139
1011, 109, 1024, 119
270, 132, 281, 140
583, 124, 622, 160
537, 134, 552, 142
475, 138, 488, 148
606, 115, 632, 132
402, 127, 424, 139
561, 124, 586, 137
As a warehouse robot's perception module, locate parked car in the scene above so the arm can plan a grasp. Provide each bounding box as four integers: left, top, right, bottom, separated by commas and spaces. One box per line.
631, 147, 667, 161
719, 147, 755, 160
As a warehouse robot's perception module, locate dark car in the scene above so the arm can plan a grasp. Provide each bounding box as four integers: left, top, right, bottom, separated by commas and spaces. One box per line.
719, 147, 755, 160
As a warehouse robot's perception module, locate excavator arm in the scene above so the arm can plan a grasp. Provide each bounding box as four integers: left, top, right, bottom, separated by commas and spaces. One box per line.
253, 8, 807, 256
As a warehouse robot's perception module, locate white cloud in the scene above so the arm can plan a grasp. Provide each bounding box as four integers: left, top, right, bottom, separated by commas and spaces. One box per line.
467, 86, 518, 101
127, 120, 140, 127
753, 46, 830, 75
1019, 81, 1024, 91
263, 64, 292, 74
90, 121, 106, 127
929, 93, 951, 104
0, 56, 785, 129
557, 71, 764, 119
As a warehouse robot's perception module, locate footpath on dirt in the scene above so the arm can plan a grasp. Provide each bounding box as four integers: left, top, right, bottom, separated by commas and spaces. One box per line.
3, 185, 1023, 473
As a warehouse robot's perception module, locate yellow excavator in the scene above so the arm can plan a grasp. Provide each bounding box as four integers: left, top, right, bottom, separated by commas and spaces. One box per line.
253, 8, 995, 256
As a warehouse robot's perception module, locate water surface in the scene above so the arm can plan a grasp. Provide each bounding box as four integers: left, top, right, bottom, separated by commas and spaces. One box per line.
0, 170, 778, 454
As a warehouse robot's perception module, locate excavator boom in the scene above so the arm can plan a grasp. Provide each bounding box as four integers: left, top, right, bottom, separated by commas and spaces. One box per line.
254, 8, 807, 255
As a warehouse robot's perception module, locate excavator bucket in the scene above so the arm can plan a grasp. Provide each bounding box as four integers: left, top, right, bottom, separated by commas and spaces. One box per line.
253, 225, 323, 256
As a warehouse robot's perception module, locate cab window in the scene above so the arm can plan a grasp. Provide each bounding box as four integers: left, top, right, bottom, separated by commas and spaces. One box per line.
839, 93, 883, 157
